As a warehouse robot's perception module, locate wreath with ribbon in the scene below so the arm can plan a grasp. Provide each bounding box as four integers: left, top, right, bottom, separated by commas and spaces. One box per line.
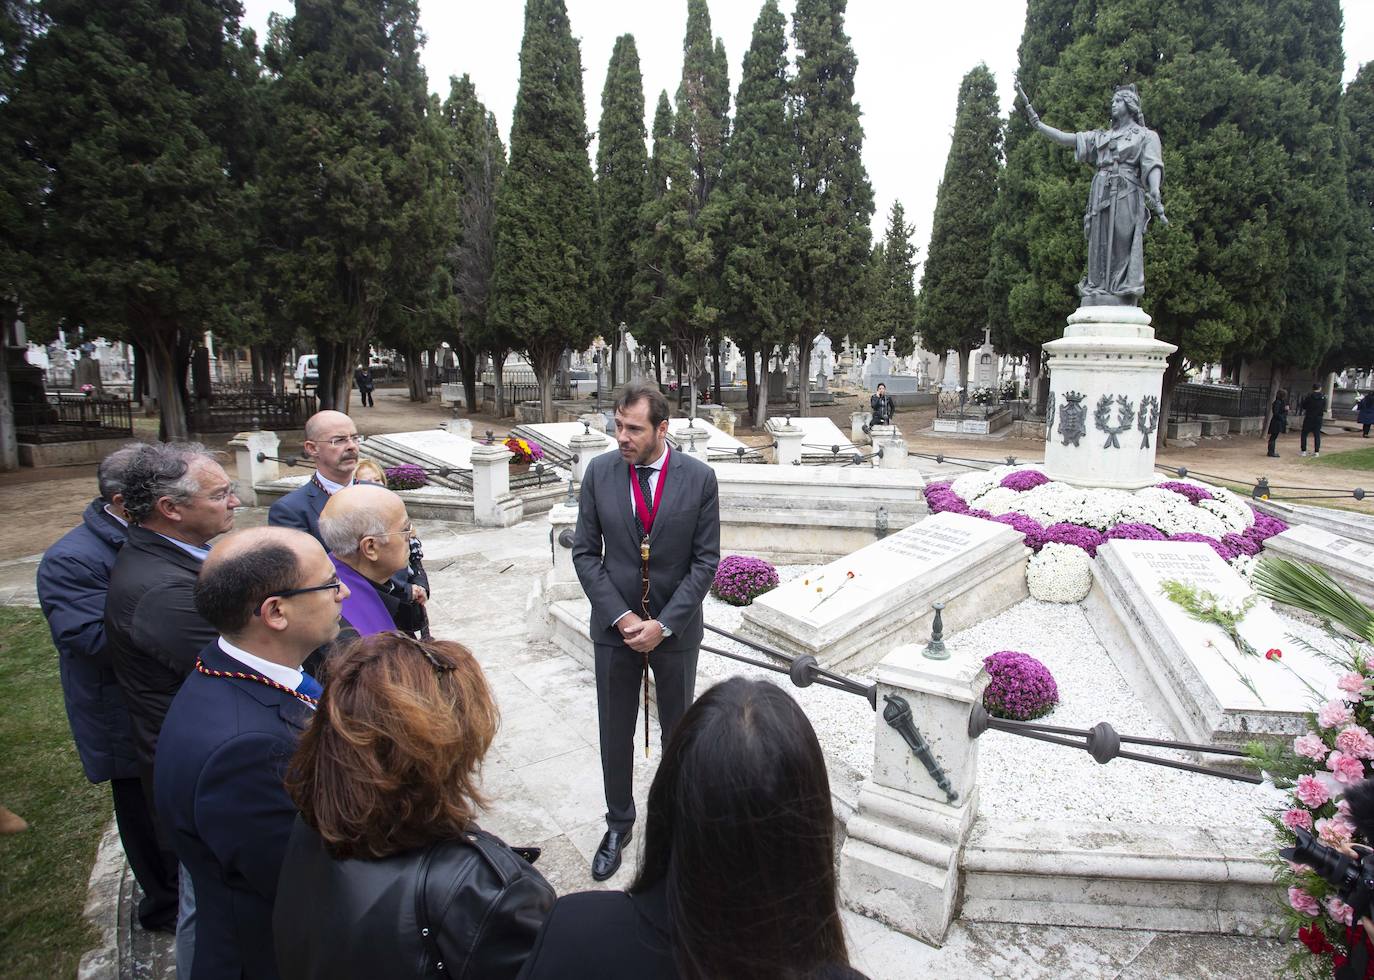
1045, 390, 1056, 440
1138, 395, 1160, 449
1094, 393, 1135, 449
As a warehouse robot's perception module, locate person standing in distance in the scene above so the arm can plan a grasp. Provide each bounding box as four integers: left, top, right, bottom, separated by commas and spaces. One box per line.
869, 382, 896, 427
1299, 383, 1328, 458
571, 382, 719, 882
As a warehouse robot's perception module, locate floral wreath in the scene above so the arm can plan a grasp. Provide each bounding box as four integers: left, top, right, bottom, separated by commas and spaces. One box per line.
1094, 393, 1135, 449
1138, 395, 1160, 449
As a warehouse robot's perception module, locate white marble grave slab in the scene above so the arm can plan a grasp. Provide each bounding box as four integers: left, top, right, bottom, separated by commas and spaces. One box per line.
740, 511, 1027, 669
515, 422, 591, 459
1264, 524, 1374, 608
767, 415, 855, 455
665, 417, 746, 456
369, 429, 476, 471
1087, 540, 1338, 748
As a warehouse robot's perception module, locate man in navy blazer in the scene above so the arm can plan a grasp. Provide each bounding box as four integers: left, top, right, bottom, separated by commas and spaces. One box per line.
269, 409, 427, 599
155, 526, 348, 979
37, 444, 179, 931
572, 381, 720, 881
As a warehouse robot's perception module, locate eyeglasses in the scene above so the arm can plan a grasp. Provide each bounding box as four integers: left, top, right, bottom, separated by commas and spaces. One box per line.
369, 523, 415, 541
255, 577, 344, 615
322, 434, 365, 448
203, 482, 239, 503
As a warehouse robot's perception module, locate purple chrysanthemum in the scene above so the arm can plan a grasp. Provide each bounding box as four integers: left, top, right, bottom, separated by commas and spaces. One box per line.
710, 555, 781, 606
924, 483, 970, 515
1222, 531, 1263, 557
982, 651, 1059, 721
1000, 469, 1050, 492
1105, 522, 1167, 542
1040, 522, 1106, 557
384, 464, 429, 491
1156, 481, 1214, 504
1168, 532, 1238, 561
992, 512, 1046, 550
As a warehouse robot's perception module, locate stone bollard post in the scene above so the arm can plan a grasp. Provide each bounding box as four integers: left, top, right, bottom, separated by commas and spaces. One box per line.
542, 500, 584, 604
569, 426, 612, 483
226, 430, 280, 507
716, 408, 736, 436
679, 422, 709, 456
442, 417, 473, 440
879, 435, 908, 470
852, 410, 873, 446
838, 644, 987, 947
469, 442, 523, 527
773, 421, 804, 466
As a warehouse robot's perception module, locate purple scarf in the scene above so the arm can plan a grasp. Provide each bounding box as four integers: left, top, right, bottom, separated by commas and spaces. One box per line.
330, 555, 397, 636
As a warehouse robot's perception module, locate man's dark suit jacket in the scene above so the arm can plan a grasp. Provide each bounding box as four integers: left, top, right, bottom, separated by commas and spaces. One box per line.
105, 525, 218, 780
571, 447, 720, 651
268, 478, 427, 594
155, 640, 309, 980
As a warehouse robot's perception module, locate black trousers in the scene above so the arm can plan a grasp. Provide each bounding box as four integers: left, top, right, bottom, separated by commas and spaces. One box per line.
358, 387, 374, 406
1302, 424, 1322, 453
594, 642, 699, 833
111, 776, 178, 929
1267, 432, 1280, 454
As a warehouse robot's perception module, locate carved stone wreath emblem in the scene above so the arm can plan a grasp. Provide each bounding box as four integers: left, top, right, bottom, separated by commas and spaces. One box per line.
1058, 391, 1087, 447
1045, 390, 1056, 441
1094, 393, 1136, 449
1138, 394, 1160, 449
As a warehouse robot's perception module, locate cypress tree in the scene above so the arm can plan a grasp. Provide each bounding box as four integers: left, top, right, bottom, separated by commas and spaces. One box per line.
261, 0, 443, 410
596, 34, 648, 379
790, 0, 874, 416
916, 64, 1002, 387
12, 0, 255, 440
874, 201, 919, 357
632, 92, 692, 380
711, 0, 794, 427
1341, 63, 1374, 371
489, 0, 599, 423
443, 74, 507, 414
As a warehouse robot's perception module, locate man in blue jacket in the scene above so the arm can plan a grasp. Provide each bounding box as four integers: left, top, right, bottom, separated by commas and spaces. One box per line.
37, 443, 178, 932
155, 525, 347, 980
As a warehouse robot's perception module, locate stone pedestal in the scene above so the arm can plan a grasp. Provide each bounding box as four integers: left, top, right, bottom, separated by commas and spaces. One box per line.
470, 443, 523, 527
569, 427, 612, 483
715, 408, 736, 437
852, 411, 872, 445
1042, 305, 1177, 490
542, 501, 584, 603
773, 422, 803, 466
227, 430, 280, 506
839, 646, 986, 946
678, 422, 709, 456
878, 436, 907, 469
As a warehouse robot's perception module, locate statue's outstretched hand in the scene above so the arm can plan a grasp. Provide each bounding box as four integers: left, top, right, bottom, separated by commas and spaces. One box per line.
1147, 193, 1169, 227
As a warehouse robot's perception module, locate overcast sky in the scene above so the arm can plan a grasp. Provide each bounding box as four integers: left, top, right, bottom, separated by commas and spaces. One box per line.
241, 0, 1374, 268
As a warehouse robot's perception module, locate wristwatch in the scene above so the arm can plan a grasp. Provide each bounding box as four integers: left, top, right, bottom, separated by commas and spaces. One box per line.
656, 620, 673, 638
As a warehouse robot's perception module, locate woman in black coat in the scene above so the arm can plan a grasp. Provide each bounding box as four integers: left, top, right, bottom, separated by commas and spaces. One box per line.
274, 633, 553, 980
517, 678, 865, 980
1267, 389, 1288, 458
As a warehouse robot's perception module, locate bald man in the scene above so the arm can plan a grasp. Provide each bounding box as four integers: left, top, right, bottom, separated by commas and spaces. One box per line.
318, 484, 425, 639
155, 527, 347, 980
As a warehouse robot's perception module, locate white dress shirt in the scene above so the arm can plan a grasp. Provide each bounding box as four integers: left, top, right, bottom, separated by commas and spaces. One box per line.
316, 473, 353, 495
217, 636, 314, 709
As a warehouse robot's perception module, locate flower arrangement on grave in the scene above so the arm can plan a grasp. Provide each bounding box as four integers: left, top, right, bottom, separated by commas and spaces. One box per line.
1158, 578, 1264, 703
1243, 558, 1374, 979
999, 469, 1049, 492
710, 555, 780, 607
79, 383, 95, 396
970, 386, 997, 407
384, 464, 428, 491
1025, 543, 1093, 603
503, 436, 544, 465
1000, 378, 1022, 400
982, 651, 1059, 721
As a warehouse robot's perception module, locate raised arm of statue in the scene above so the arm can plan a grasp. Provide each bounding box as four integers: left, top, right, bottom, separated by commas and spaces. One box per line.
1017, 82, 1075, 148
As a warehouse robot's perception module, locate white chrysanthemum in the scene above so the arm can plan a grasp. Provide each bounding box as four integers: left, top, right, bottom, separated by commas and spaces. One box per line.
1230, 553, 1258, 583
1026, 542, 1094, 603
950, 466, 1011, 501
970, 486, 1021, 515
1199, 488, 1254, 532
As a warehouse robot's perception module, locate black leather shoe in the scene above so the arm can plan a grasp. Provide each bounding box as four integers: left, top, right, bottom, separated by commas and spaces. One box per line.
591, 829, 631, 881
1267, 452, 1280, 458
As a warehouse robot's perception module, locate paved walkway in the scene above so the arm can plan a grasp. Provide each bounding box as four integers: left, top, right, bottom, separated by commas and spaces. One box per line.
45, 511, 1289, 978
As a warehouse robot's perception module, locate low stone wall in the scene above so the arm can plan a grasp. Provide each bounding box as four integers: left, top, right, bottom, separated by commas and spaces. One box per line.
19, 436, 142, 467
1011, 420, 1046, 441
1166, 420, 1202, 445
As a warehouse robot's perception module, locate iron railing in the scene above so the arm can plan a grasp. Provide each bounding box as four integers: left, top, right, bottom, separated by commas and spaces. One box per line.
14, 395, 133, 444
188, 392, 313, 433
1169, 382, 1269, 421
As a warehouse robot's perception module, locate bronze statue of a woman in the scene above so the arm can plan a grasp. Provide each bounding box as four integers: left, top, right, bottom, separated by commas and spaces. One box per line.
1019, 83, 1167, 307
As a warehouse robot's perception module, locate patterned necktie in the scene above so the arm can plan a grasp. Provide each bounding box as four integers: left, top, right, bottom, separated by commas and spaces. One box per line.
296, 671, 323, 700
634, 466, 654, 536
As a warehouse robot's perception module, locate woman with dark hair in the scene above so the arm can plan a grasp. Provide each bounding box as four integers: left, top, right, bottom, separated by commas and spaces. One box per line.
274, 632, 553, 979
517, 676, 864, 980
1268, 389, 1289, 458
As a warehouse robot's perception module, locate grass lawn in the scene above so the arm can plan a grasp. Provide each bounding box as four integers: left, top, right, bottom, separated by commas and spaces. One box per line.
1311, 445, 1374, 471
0, 607, 110, 979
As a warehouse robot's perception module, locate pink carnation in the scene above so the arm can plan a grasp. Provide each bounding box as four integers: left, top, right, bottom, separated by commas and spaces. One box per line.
1326, 750, 1367, 786
1293, 732, 1329, 760
1296, 774, 1331, 808
1318, 700, 1354, 729
1282, 808, 1314, 831
1336, 726, 1374, 760
1339, 798, 1353, 818
1326, 896, 1356, 927
1317, 814, 1357, 848
1337, 672, 1368, 702
1289, 886, 1321, 916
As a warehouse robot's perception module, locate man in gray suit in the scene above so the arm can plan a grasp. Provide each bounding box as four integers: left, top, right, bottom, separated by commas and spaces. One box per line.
572, 381, 720, 880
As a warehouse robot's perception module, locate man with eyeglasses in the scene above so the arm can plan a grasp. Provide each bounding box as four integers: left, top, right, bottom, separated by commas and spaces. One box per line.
318, 484, 426, 640
269, 410, 429, 605
155, 526, 347, 980
104, 442, 240, 972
